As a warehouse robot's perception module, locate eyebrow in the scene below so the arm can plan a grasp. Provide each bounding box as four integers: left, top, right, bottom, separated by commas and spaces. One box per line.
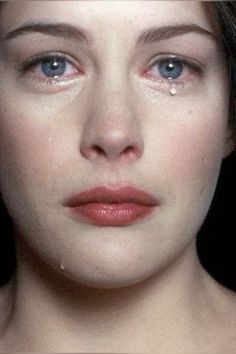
4, 22, 93, 45
4, 22, 216, 46
136, 24, 216, 46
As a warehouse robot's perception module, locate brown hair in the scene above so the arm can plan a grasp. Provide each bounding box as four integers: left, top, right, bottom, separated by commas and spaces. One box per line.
214, 2, 236, 147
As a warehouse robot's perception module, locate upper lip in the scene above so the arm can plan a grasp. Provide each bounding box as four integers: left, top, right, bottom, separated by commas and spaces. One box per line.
65, 185, 159, 207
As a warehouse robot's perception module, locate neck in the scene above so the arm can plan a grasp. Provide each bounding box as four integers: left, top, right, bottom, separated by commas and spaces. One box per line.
2, 239, 234, 352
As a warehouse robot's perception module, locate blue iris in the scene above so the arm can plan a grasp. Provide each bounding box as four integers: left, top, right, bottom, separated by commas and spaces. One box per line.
41, 58, 66, 77
158, 59, 183, 79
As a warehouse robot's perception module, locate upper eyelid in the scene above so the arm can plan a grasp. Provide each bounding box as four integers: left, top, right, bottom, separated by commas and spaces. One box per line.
142, 55, 205, 86
147, 53, 205, 70
18, 52, 80, 71
17, 47, 203, 66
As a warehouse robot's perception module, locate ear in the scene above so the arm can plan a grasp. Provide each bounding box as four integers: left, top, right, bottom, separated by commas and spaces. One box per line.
223, 126, 235, 158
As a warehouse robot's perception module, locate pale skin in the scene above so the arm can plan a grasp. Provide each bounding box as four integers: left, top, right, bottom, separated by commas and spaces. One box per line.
0, 1, 236, 352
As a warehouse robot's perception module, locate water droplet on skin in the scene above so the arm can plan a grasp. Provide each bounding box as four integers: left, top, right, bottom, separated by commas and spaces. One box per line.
169, 85, 177, 96
60, 263, 66, 271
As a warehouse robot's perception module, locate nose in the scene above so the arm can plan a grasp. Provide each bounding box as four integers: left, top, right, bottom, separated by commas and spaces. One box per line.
80, 81, 144, 163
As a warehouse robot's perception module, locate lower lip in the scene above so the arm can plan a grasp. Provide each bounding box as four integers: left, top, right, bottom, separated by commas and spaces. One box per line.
69, 203, 155, 226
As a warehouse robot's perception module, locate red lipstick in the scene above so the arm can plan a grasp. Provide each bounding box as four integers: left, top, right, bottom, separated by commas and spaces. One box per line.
65, 185, 159, 226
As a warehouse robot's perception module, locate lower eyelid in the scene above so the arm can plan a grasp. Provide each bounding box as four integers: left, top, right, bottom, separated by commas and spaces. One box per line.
143, 65, 205, 94
147, 63, 195, 80
34, 62, 78, 77
19, 72, 86, 95
19, 62, 84, 86
140, 69, 203, 96
143, 54, 205, 81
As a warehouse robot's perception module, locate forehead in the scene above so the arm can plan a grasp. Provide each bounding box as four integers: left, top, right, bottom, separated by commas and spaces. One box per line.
1, 1, 214, 36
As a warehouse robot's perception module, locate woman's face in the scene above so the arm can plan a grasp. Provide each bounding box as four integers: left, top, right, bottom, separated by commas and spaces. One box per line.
0, 1, 232, 288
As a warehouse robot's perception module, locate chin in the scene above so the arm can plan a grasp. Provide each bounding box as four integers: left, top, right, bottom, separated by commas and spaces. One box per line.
63, 269, 153, 290
52, 253, 159, 290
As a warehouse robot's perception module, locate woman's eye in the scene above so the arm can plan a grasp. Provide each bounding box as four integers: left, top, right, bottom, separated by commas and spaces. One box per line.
40, 57, 68, 78
146, 57, 195, 81
157, 59, 183, 80
142, 55, 204, 95
19, 54, 82, 83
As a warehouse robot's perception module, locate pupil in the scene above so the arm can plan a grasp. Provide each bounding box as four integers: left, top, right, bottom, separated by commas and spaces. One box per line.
166, 63, 174, 72
158, 59, 183, 79
41, 58, 66, 77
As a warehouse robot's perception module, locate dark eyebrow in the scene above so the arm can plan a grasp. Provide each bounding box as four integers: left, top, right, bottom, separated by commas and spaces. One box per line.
4, 22, 92, 45
4, 22, 215, 48
136, 24, 216, 46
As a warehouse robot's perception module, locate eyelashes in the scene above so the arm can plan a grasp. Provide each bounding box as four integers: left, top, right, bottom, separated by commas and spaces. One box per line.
145, 54, 204, 81
18, 52, 84, 88
17, 51, 205, 94
141, 54, 205, 94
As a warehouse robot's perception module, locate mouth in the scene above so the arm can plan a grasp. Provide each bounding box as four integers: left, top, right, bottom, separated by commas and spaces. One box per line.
64, 185, 159, 226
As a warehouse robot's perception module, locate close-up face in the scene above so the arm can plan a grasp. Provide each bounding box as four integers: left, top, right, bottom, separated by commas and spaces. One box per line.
0, 1, 232, 288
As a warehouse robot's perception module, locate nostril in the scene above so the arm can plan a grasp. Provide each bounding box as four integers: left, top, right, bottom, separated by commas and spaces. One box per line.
89, 144, 140, 160
121, 146, 135, 159
92, 144, 138, 159
93, 145, 106, 156
80, 131, 144, 161
123, 145, 135, 154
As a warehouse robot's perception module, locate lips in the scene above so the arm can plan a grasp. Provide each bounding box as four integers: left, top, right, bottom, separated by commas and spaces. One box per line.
64, 185, 159, 226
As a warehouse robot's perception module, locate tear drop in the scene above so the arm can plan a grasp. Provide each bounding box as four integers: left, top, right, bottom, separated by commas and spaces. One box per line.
60, 263, 66, 271
169, 85, 177, 96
